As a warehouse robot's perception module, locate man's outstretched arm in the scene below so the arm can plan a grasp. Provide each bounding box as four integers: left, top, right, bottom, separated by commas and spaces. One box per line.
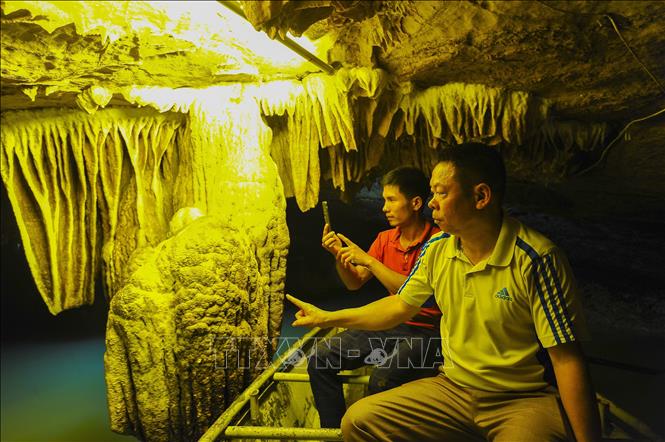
286, 294, 420, 331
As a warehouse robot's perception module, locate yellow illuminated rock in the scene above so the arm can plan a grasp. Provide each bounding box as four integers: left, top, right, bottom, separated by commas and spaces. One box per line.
102, 86, 289, 439
257, 67, 389, 208
0, 72, 610, 319
105, 214, 267, 440
0, 107, 186, 313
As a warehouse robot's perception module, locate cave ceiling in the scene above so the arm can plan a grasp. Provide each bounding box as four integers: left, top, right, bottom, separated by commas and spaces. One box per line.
1, 1, 662, 117
1, 0, 664, 214
0, 1, 329, 109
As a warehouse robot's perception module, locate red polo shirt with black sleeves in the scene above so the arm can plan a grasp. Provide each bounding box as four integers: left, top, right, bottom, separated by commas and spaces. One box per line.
367, 221, 442, 329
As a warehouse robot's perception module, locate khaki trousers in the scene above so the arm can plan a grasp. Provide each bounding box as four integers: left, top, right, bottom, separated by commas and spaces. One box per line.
341, 373, 572, 441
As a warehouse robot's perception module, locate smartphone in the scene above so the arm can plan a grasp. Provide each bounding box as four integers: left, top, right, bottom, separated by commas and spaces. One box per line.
322, 201, 332, 228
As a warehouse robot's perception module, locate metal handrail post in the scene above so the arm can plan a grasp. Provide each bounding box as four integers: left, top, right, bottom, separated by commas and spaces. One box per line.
224, 426, 343, 441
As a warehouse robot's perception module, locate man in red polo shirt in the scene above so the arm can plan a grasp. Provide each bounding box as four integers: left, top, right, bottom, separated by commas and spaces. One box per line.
307, 167, 442, 428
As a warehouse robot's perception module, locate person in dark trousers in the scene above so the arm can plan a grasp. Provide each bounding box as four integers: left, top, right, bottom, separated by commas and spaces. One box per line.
308, 166, 443, 428
292, 144, 601, 441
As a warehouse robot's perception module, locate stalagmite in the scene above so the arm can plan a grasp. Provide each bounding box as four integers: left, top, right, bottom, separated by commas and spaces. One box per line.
101, 86, 289, 440
105, 214, 268, 440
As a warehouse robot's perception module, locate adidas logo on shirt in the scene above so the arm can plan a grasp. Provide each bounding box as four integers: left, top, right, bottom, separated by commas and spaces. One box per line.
495, 287, 512, 302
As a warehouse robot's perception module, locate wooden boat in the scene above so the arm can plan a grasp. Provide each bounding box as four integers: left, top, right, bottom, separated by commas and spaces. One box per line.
199, 327, 662, 441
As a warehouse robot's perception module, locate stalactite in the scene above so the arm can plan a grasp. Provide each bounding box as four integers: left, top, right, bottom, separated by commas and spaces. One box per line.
0, 108, 185, 313
256, 67, 389, 209
2, 76, 608, 319
397, 82, 550, 148
258, 71, 608, 205
61, 72, 608, 211
268, 116, 296, 199
504, 120, 609, 180
1, 88, 290, 440
375, 124, 445, 182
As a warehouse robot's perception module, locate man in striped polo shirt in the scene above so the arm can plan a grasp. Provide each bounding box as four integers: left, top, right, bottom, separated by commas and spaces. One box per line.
288, 144, 601, 441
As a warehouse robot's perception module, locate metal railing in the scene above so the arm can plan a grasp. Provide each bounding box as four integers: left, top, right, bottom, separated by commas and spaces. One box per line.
200, 327, 349, 441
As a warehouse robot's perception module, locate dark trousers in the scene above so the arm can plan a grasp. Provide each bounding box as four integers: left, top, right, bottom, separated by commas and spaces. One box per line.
307, 324, 442, 428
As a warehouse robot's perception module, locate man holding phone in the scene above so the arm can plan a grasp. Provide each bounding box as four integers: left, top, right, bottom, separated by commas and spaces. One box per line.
308, 167, 443, 428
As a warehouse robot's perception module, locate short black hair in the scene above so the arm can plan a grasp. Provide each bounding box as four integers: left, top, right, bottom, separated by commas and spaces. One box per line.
437, 143, 506, 204
380, 167, 430, 202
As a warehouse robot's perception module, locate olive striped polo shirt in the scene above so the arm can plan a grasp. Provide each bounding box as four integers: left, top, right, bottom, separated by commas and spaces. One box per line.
398, 216, 589, 392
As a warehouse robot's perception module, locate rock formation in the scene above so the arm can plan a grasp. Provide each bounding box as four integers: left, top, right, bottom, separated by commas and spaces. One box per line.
105, 213, 269, 440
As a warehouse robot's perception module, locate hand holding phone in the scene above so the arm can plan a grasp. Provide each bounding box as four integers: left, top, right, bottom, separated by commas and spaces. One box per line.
321, 201, 341, 255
